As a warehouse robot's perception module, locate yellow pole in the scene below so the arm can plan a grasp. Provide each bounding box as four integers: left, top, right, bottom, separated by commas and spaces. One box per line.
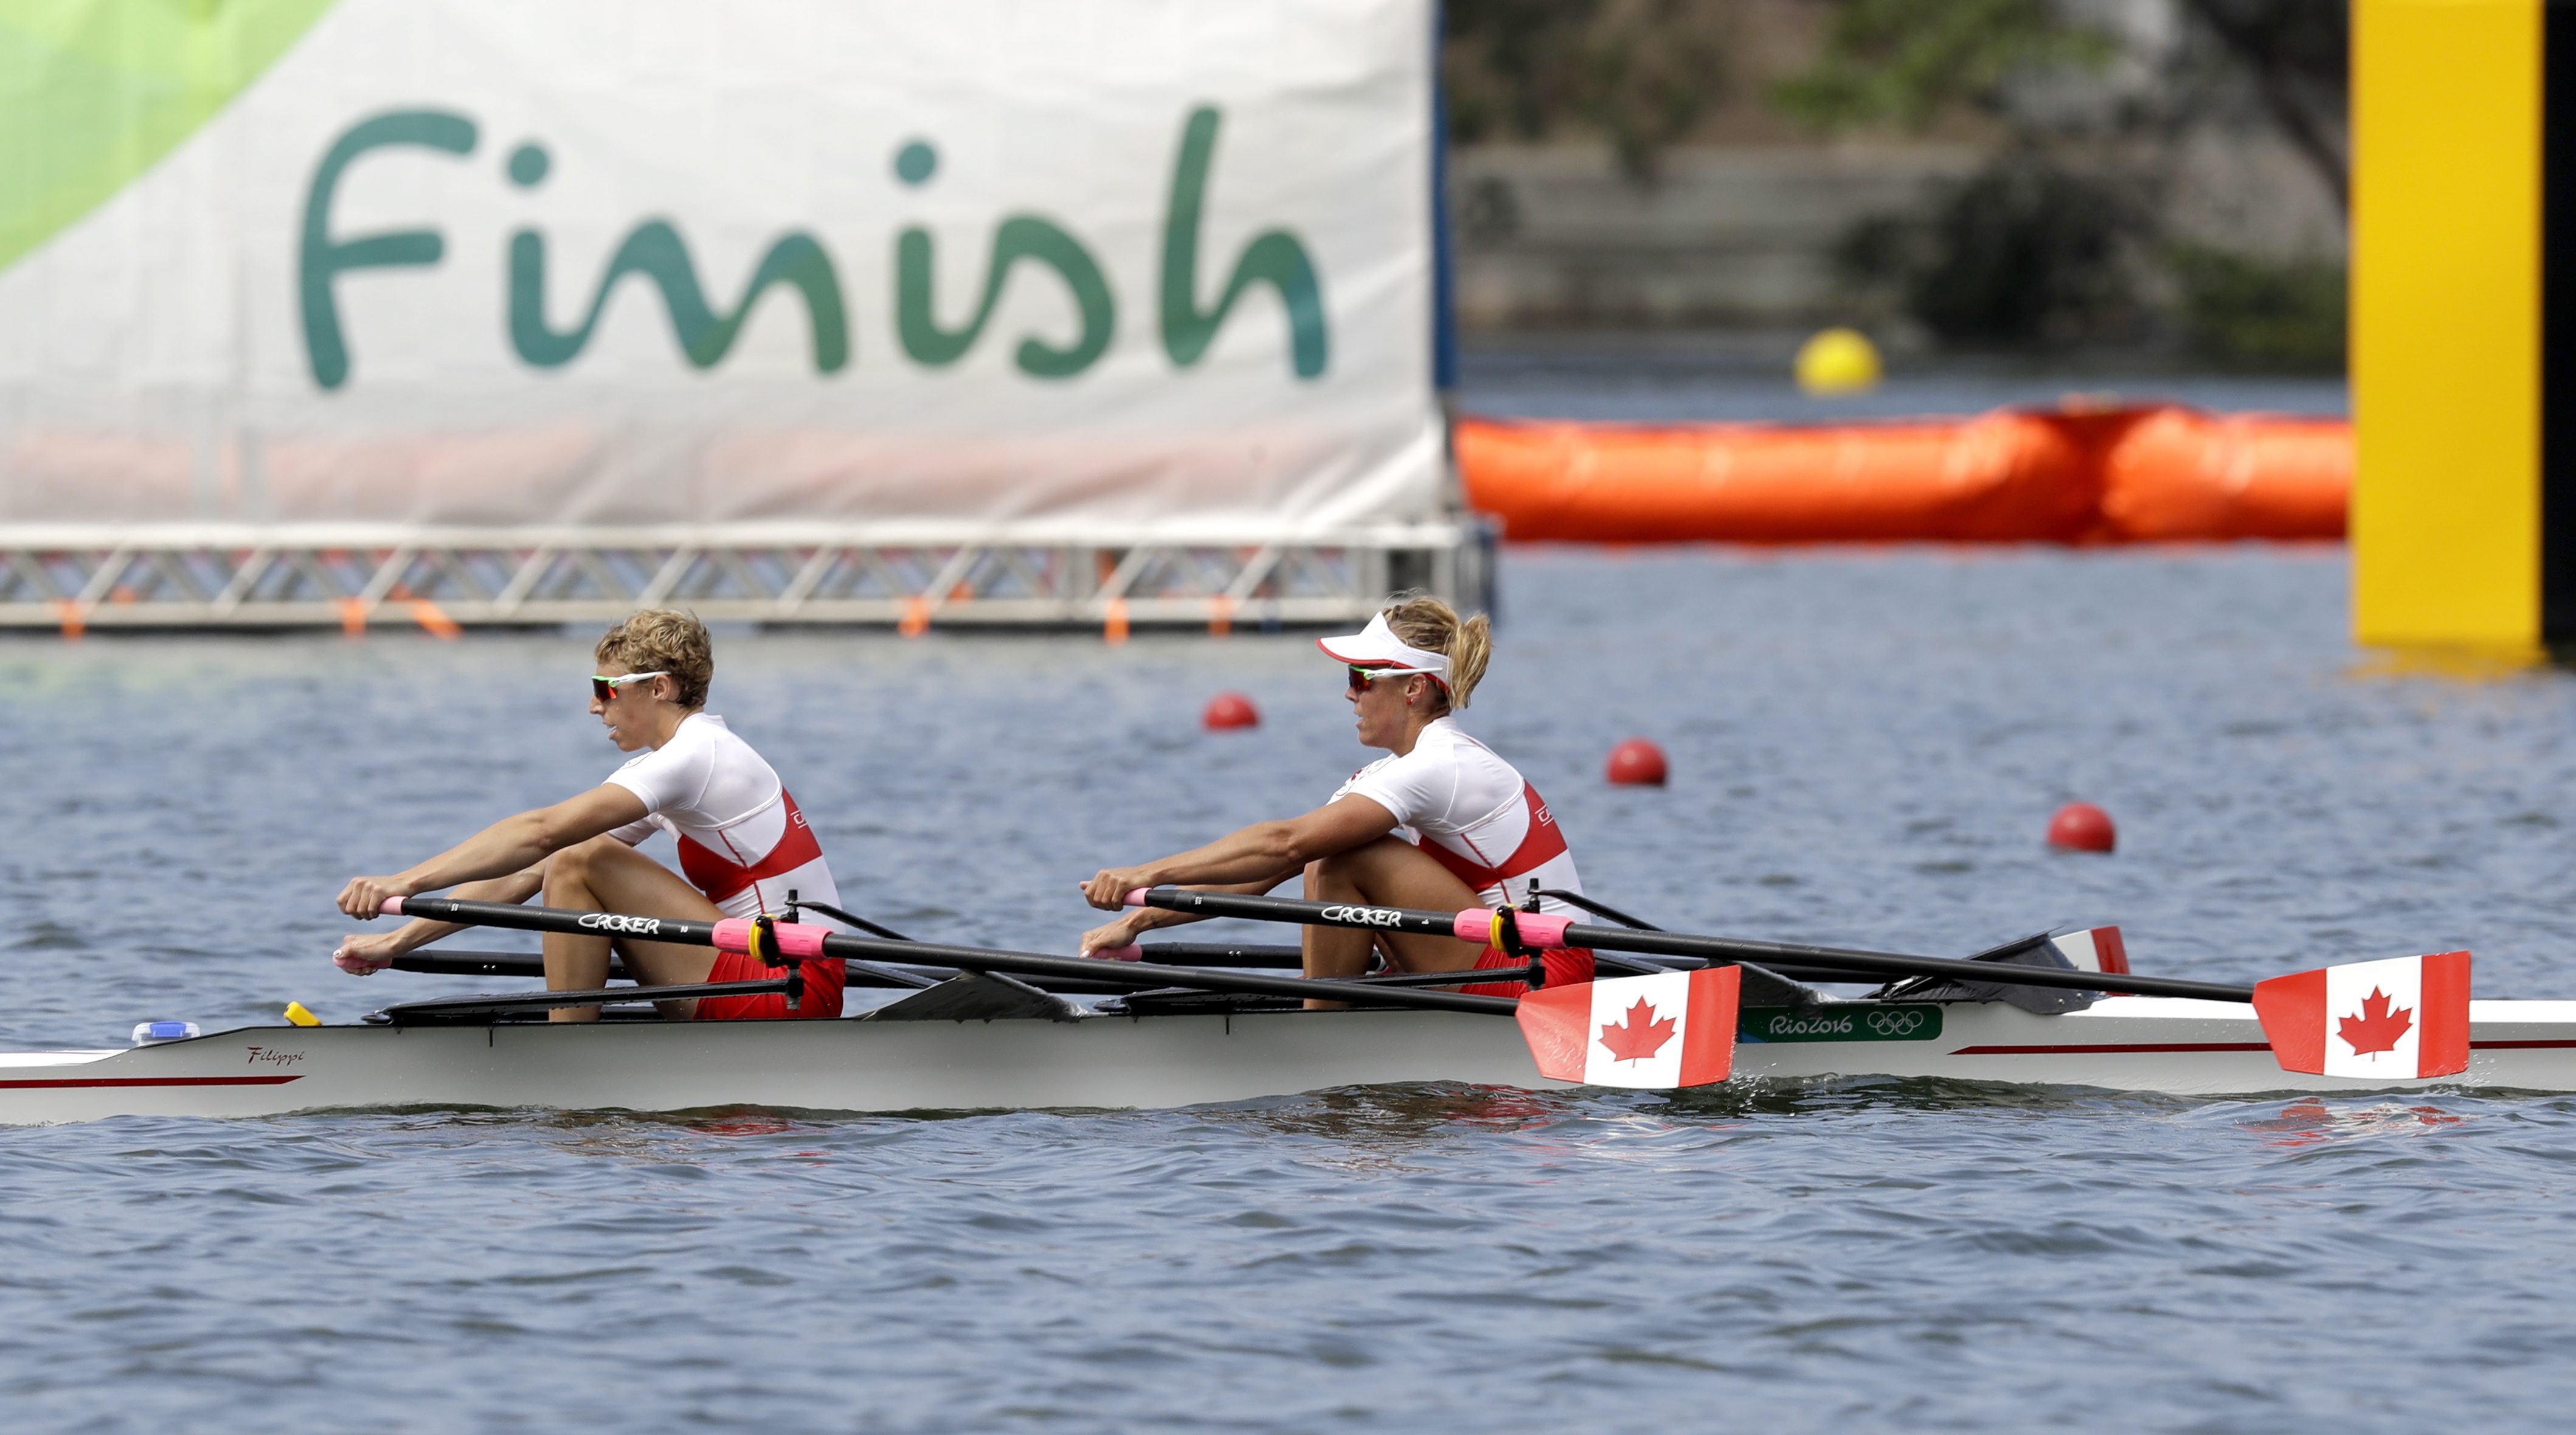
2351, 0, 2546, 653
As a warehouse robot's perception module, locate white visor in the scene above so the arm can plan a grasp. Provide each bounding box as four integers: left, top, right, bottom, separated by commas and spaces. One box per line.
1316, 612, 1450, 687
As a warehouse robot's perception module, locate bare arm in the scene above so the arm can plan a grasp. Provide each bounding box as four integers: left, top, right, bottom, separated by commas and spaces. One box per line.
335, 784, 649, 920
333, 864, 548, 972
1079, 795, 1397, 912
1076, 875, 1278, 954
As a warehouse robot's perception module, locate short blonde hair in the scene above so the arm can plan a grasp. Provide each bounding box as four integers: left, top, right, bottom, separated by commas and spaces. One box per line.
594, 610, 713, 709
1381, 593, 1492, 710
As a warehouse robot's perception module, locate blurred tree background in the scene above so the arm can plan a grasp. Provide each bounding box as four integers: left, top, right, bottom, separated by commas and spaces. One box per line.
1440, 0, 2349, 371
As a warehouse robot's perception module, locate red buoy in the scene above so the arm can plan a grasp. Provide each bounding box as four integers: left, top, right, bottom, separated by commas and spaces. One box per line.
1202, 692, 1260, 730
1605, 738, 1669, 787
2048, 802, 2116, 853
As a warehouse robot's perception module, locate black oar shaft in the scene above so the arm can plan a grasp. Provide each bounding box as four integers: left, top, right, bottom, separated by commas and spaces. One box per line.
1147, 888, 1469, 941
390, 897, 1518, 1016
391, 951, 632, 980
387, 944, 1320, 991
1553, 925, 2251, 1003
1137, 942, 1306, 968
1132, 888, 2256, 1005
390, 950, 964, 990
400, 897, 724, 947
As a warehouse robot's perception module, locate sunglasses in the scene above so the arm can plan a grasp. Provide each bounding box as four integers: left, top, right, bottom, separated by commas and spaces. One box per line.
591, 670, 670, 701
1346, 665, 1416, 696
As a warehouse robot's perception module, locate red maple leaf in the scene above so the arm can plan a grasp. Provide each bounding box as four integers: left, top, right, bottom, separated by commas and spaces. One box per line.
1598, 998, 1678, 1063
2337, 987, 2415, 1057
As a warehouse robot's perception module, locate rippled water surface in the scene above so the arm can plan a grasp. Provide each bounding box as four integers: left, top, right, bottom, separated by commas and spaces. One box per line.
5, 547, 2576, 1432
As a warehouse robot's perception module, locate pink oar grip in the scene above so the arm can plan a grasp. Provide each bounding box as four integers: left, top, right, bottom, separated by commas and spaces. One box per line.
711, 918, 832, 957
1123, 888, 1151, 907
1088, 945, 1144, 962
1517, 912, 1574, 949
774, 922, 831, 957
1450, 908, 1575, 950
379, 897, 407, 917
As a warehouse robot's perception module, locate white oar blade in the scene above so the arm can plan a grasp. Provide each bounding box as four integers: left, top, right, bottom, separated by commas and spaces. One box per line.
2048, 924, 2128, 974
1516, 967, 1740, 1089
2251, 951, 2471, 1079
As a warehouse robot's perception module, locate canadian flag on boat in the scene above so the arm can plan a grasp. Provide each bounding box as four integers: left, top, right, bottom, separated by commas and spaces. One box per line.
2252, 951, 2471, 1079
1515, 967, 1740, 1089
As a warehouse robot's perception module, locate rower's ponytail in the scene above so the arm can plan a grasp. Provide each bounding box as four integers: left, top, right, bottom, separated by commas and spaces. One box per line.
1382, 592, 1493, 711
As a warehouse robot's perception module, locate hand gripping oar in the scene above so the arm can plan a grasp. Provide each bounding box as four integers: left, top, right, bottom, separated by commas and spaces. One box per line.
1121, 888, 2478, 1082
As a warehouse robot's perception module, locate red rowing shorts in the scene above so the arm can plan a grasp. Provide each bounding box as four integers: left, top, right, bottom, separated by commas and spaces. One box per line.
1460, 946, 1594, 999
694, 950, 844, 1021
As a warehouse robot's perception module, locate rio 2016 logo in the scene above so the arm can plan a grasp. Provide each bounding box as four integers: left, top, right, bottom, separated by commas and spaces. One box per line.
1748, 1004, 1940, 1042
1762, 1012, 1855, 1039
299, 106, 1327, 390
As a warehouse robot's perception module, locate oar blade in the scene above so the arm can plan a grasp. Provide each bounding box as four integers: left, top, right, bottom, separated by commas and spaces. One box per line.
1516, 966, 1740, 1089
2251, 951, 2471, 1079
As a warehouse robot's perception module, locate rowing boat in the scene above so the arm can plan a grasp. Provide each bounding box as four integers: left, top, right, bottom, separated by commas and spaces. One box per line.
4, 886, 2550, 1125
6, 974, 2572, 1127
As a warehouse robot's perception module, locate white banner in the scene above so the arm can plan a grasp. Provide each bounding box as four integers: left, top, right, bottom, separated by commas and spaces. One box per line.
0, 0, 1441, 539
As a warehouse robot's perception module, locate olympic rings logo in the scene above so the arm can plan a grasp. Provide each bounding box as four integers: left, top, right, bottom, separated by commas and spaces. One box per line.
1866, 1009, 1926, 1037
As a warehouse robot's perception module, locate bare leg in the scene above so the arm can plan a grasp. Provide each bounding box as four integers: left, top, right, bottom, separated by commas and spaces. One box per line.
1299, 836, 1489, 1009
541, 836, 726, 1022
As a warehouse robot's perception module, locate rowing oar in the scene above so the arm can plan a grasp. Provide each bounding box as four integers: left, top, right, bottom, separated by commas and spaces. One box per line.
1129, 888, 2240, 998
392, 951, 632, 980
382, 896, 1521, 1016
1120, 887, 2481, 1083
388, 943, 1313, 992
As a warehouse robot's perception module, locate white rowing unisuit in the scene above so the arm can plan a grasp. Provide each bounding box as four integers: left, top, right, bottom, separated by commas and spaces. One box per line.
1331, 715, 1584, 908
603, 712, 842, 921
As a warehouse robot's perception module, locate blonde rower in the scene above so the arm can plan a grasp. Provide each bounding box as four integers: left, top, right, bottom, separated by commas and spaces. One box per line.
1079, 595, 1596, 997
333, 610, 846, 1021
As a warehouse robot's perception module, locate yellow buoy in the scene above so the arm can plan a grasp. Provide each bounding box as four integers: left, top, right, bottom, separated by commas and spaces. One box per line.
1795, 327, 1882, 395
283, 1001, 320, 1027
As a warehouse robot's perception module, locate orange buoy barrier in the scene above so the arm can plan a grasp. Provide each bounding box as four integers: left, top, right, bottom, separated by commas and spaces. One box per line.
2096, 408, 2348, 541
1456, 405, 2347, 545
1457, 411, 2099, 543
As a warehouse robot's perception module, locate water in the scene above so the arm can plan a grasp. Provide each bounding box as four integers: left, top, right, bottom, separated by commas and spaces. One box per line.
1457, 338, 2350, 422
5, 547, 2575, 1431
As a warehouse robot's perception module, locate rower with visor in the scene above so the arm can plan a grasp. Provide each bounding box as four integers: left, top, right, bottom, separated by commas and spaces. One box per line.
330, 608, 846, 1021
1079, 594, 1595, 1001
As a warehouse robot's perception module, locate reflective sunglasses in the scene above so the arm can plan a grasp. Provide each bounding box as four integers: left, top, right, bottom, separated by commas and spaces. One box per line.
1346, 665, 1416, 696
591, 670, 670, 701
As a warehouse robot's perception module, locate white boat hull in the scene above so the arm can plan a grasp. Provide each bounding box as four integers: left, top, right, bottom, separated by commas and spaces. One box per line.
6, 996, 2575, 1125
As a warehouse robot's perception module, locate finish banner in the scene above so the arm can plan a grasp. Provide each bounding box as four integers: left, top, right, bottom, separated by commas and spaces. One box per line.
0, 0, 1441, 537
